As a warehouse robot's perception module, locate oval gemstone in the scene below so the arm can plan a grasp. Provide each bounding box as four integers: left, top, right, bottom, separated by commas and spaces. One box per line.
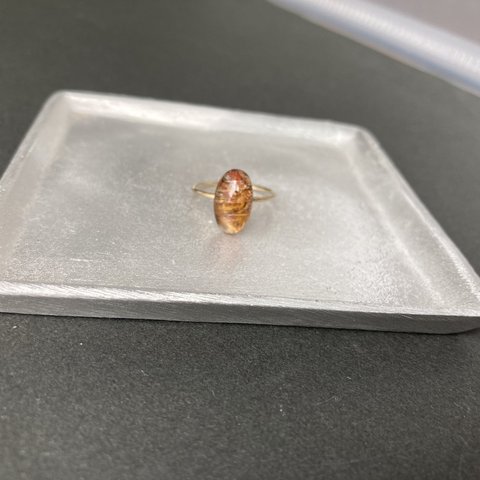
214, 169, 253, 234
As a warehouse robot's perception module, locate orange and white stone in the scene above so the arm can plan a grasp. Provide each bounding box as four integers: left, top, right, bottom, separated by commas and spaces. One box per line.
214, 169, 253, 234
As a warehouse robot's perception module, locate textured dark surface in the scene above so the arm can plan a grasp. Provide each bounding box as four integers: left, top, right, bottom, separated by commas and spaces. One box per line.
0, 0, 479, 479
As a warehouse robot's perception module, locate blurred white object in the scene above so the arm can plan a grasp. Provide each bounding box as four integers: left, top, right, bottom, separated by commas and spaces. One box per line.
369, 0, 480, 44
269, 0, 480, 95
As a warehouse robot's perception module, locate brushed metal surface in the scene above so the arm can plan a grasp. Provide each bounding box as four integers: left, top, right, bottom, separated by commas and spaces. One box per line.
0, 91, 479, 332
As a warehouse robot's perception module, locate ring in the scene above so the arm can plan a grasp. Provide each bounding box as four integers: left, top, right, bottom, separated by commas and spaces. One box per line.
192, 169, 274, 234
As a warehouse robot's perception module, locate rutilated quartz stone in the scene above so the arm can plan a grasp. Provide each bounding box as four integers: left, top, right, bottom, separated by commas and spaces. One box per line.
214, 169, 253, 234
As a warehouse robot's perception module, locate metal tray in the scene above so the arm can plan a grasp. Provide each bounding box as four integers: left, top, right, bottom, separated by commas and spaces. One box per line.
0, 91, 479, 333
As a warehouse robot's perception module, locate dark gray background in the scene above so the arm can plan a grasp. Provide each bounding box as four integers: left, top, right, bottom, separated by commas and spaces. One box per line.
0, 1, 479, 479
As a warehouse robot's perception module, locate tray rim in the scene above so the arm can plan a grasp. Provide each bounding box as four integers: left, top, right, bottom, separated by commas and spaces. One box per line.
0, 90, 479, 333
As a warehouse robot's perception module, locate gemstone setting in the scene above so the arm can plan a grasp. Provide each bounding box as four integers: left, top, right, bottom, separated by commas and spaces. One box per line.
214, 169, 253, 234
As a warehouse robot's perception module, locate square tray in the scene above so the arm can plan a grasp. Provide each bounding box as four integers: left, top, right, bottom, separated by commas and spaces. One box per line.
0, 91, 479, 333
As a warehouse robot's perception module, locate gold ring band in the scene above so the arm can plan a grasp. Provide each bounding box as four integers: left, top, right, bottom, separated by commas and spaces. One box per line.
192, 181, 275, 202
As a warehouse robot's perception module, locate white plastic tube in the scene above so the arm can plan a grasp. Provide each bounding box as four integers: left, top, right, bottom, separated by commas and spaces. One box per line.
269, 0, 480, 96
